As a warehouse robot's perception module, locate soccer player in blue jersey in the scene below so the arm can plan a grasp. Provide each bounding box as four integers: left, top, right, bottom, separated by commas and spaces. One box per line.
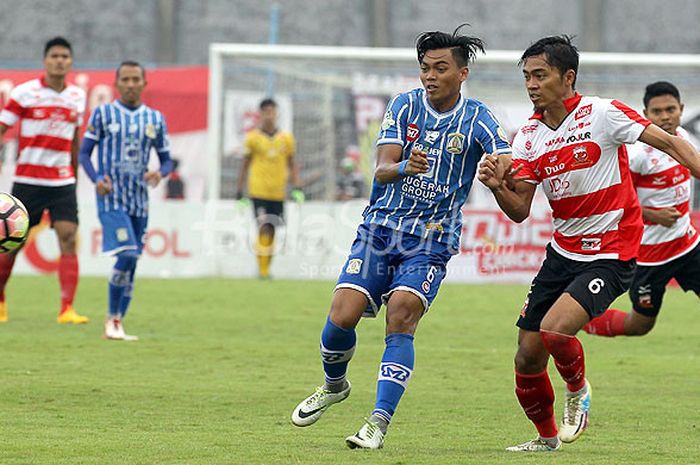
79, 61, 173, 341
291, 25, 512, 449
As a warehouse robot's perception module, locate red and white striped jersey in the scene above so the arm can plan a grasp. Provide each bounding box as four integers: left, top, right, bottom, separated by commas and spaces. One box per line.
628, 127, 699, 265
512, 93, 650, 262
0, 77, 86, 187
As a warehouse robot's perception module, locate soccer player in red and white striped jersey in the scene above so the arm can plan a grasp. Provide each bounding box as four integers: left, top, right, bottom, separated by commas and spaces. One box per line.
583, 81, 700, 337
478, 36, 700, 452
0, 37, 89, 324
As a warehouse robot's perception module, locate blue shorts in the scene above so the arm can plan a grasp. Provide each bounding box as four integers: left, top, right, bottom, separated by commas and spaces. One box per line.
336, 223, 453, 318
99, 211, 148, 256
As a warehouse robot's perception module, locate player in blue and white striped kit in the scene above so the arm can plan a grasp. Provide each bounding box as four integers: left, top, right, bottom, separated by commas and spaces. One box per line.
80, 61, 173, 341
291, 26, 512, 448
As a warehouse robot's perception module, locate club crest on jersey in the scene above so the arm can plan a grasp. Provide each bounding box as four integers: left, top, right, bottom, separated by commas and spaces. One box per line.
145, 123, 157, 139
446, 132, 465, 154
497, 126, 509, 143
345, 258, 362, 275
381, 110, 395, 131
572, 145, 589, 164
406, 123, 419, 141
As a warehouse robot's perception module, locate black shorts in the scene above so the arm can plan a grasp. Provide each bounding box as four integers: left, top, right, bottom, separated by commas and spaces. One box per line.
517, 244, 636, 331
251, 198, 284, 227
11, 182, 79, 228
629, 243, 700, 317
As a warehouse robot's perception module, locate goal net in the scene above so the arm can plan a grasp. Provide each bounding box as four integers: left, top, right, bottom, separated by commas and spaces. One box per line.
208, 44, 700, 204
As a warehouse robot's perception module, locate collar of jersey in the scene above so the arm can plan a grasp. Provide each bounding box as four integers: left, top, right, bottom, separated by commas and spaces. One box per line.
422, 91, 465, 119
40, 76, 66, 94
529, 92, 582, 120
114, 99, 145, 113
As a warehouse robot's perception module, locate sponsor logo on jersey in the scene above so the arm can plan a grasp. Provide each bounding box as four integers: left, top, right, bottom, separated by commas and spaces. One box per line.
581, 237, 602, 251
574, 104, 592, 120
381, 110, 395, 130
521, 123, 538, 134
345, 258, 362, 274
108, 123, 121, 134
446, 132, 465, 154
406, 123, 419, 141
424, 130, 440, 144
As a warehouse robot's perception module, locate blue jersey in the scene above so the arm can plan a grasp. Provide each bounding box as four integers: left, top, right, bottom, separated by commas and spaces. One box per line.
84, 100, 170, 217
365, 88, 511, 251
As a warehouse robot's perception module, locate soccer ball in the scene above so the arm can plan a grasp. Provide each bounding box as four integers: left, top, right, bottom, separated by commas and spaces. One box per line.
0, 193, 29, 253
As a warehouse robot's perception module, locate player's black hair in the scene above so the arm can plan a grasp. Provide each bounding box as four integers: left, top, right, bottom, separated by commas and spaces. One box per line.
643, 81, 681, 108
44, 36, 72, 57
259, 98, 277, 110
520, 35, 579, 89
415, 24, 485, 67
116, 60, 146, 80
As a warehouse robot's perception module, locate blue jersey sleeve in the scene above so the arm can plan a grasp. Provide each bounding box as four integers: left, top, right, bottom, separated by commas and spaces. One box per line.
376, 93, 411, 146
473, 106, 511, 155
84, 106, 103, 141
156, 113, 171, 153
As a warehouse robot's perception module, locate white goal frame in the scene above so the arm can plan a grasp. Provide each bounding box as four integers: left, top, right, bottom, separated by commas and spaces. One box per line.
207, 43, 700, 201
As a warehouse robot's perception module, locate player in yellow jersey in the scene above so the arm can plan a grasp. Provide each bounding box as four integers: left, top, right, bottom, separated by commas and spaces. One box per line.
236, 98, 304, 279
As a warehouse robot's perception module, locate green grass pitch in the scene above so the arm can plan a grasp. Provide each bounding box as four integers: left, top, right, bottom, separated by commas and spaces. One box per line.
1, 276, 698, 464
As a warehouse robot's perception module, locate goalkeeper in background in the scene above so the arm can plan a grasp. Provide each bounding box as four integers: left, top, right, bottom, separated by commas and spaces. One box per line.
236, 98, 304, 280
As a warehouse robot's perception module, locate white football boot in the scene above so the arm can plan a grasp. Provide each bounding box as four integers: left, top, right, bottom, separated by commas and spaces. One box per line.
559, 380, 591, 443
291, 381, 351, 427
104, 318, 139, 341
345, 418, 385, 449
506, 437, 561, 452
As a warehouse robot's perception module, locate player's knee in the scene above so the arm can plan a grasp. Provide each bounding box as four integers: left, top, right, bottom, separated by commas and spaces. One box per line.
329, 289, 366, 329
385, 302, 423, 334
627, 316, 656, 336
514, 347, 548, 373
115, 252, 138, 270
57, 230, 77, 252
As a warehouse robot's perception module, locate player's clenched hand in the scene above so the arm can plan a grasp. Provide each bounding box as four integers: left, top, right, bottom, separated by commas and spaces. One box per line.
144, 170, 162, 187
646, 207, 682, 227
404, 148, 429, 175
478, 154, 505, 190
96, 175, 112, 196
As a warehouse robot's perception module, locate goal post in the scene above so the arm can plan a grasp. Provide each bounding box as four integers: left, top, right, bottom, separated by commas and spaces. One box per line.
208, 43, 700, 203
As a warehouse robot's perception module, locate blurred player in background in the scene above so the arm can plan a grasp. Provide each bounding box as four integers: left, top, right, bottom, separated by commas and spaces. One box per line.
336, 155, 367, 200
235, 98, 304, 280
479, 36, 700, 452
0, 37, 88, 324
80, 61, 173, 341
291, 25, 512, 449
583, 81, 700, 337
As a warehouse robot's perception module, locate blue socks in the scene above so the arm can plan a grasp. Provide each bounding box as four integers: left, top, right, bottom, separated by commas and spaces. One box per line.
373, 333, 414, 423
108, 254, 138, 319
320, 317, 356, 388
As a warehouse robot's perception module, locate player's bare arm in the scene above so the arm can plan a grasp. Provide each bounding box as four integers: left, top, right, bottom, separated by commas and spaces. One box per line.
639, 124, 700, 178
642, 206, 682, 227
374, 145, 429, 184
479, 154, 535, 223
70, 127, 80, 178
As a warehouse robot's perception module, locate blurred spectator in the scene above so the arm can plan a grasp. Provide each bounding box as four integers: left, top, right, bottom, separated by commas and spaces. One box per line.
165, 158, 186, 199
336, 155, 366, 200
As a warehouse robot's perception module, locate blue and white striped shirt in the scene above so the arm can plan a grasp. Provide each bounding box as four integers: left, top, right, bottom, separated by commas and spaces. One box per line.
364, 88, 511, 251
84, 100, 171, 217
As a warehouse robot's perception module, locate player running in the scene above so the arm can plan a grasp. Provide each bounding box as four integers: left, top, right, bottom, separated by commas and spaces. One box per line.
291, 25, 512, 449
478, 36, 700, 452
80, 61, 173, 341
0, 37, 88, 324
583, 81, 700, 337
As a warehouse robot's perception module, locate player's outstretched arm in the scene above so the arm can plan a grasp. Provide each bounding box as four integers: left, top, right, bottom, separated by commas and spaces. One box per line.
374, 145, 429, 184
478, 154, 536, 223
639, 124, 700, 178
